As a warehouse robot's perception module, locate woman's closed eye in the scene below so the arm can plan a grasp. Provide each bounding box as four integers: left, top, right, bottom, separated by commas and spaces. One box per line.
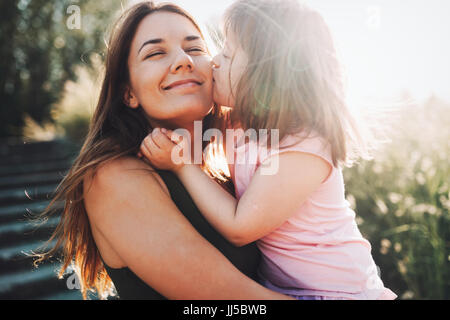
186, 47, 206, 54
144, 47, 205, 60
145, 51, 165, 59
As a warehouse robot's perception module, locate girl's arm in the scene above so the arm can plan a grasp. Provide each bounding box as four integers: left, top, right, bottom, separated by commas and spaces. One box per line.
84, 156, 291, 300
140, 129, 331, 247
175, 153, 330, 246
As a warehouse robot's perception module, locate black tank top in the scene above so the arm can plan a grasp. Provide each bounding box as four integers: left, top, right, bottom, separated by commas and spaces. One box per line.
103, 170, 261, 300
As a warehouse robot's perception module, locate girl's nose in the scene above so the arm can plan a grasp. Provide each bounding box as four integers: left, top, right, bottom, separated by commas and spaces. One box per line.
211, 55, 220, 69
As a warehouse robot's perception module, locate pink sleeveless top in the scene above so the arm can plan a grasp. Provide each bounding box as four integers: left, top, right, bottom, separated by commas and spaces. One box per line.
229, 130, 397, 300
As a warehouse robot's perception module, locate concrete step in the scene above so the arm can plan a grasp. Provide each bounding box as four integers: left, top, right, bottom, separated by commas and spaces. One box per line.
0, 139, 86, 299
0, 216, 59, 249
0, 264, 81, 299
0, 235, 94, 300
41, 289, 83, 300
0, 171, 67, 190
0, 140, 77, 166
0, 243, 60, 275
0, 200, 63, 224
0, 263, 57, 294
0, 183, 59, 206
0, 239, 56, 262
0, 159, 73, 177
0, 153, 73, 168
0, 254, 41, 275
0, 240, 60, 281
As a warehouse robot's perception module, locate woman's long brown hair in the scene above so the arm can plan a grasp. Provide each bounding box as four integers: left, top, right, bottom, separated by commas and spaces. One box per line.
32, 1, 222, 299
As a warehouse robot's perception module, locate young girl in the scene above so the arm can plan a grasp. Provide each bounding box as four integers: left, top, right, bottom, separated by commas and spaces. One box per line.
140, 0, 396, 300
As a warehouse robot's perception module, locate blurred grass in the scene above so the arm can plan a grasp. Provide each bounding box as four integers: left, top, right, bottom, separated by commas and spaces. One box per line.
51, 53, 102, 144
23, 53, 102, 144
344, 96, 450, 299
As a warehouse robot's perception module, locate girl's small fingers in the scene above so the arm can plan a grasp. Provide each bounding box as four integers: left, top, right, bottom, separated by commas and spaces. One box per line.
150, 129, 162, 148
164, 129, 178, 142
154, 128, 182, 146
169, 131, 183, 144
152, 128, 176, 149
143, 135, 159, 153
140, 140, 152, 158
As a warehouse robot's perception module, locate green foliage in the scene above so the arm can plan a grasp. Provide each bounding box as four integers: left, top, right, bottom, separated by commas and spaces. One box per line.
51, 53, 103, 144
58, 111, 91, 144
344, 97, 450, 299
0, 0, 122, 138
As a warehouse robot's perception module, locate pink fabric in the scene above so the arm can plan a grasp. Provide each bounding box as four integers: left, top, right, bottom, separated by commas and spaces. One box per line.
230, 130, 397, 300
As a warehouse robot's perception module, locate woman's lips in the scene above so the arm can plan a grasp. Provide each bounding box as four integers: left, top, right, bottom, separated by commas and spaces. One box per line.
163, 79, 202, 90
167, 82, 199, 90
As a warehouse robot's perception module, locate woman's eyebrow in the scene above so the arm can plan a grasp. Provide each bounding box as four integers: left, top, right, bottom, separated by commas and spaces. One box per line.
138, 35, 202, 55
185, 35, 201, 42
138, 38, 163, 55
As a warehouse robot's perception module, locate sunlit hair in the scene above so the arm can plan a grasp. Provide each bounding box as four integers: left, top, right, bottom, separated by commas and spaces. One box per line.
32, 1, 224, 299
224, 0, 371, 167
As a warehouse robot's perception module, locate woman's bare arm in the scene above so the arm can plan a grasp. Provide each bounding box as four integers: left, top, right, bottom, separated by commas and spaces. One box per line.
83, 157, 291, 300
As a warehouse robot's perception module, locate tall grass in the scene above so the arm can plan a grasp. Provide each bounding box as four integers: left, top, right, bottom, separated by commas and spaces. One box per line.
23, 54, 102, 144
344, 96, 450, 299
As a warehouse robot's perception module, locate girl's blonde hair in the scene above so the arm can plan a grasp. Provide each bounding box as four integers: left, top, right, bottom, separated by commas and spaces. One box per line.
225, 0, 370, 167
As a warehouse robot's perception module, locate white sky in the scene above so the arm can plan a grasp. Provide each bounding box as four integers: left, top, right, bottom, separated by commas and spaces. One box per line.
130, 0, 450, 103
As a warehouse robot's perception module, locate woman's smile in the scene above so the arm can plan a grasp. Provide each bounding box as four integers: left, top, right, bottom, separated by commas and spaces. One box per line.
163, 78, 203, 93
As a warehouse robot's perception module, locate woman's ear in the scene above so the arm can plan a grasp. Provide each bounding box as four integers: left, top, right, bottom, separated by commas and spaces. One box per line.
124, 86, 139, 109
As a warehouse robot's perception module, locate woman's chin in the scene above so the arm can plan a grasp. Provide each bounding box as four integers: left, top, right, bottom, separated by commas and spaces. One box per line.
175, 103, 212, 121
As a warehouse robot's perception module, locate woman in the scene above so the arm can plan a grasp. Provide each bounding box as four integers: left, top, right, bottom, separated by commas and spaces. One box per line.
35, 1, 289, 300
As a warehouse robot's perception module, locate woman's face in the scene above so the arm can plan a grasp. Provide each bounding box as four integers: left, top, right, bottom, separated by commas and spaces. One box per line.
212, 32, 248, 108
127, 12, 213, 127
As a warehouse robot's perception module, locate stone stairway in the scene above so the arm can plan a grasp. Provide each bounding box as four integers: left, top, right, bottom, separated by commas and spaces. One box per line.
0, 139, 86, 299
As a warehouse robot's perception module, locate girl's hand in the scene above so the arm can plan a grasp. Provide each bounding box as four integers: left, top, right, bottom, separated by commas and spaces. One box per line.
139, 128, 186, 172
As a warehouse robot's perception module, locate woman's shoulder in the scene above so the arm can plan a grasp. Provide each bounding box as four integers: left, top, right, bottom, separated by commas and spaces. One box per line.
84, 156, 169, 200
97, 156, 152, 175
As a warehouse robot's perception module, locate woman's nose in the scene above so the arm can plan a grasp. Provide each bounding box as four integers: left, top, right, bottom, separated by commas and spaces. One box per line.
170, 50, 195, 73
